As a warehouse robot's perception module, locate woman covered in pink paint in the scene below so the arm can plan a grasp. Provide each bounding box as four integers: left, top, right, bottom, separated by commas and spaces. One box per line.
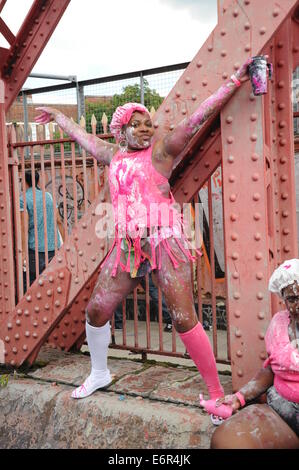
209, 259, 299, 448
35, 60, 251, 406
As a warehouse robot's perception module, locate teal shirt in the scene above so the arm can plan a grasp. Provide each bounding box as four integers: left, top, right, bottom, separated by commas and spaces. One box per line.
20, 188, 62, 252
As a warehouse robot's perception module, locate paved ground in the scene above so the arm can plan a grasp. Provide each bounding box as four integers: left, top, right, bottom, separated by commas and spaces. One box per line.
0, 321, 232, 449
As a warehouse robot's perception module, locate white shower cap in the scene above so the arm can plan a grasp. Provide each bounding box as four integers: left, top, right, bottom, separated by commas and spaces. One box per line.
268, 259, 299, 297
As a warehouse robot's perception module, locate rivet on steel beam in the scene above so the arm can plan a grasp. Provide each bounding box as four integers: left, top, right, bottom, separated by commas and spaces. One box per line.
202, 80, 208, 86
232, 272, 239, 279
254, 233, 261, 241
236, 350, 243, 357
259, 27, 266, 35
234, 63, 240, 71
12, 348, 17, 354
92, 256, 96, 262
191, 94, 197, 101
252, 173, 259, 181
169, 124, 174, 130
283, 245, 291, 253
24, 309, 29, 316
232, 252, 239, 260
175, 91, 181, 97
226, 116, 233, 124
55, 300, 60, 307
278, 103, 285, 110
57, 287, 62, 294
75, 278, 79, 284
25, 331, 30, 337
233, 9, 239, 17
245, 44, 251, 52
5, 336, 10, 342
244, 22, 250, 30
231, 233, 238, 241
280, 157, 287, 164
229, 194, 236, 202
280, 175, 288, 182
230, 213, 237, 222
259, 332, 265, 340
49, 276, 54, 283
235, 328, 242, 337
282, 228, 290, 235
196, 61, 203, 68
45, 304, 50, 311
222, 72, 228, 79
237, 370, 244, 378
220, 29, 226, 36
254, 213, 261, 221
72, 330, 76, 336
26, 295, 32, 302
281, 192, 288, 200
282, 210, 289, 218
33, 332, 38, 338
43, 317, 48, 324
36, 293, 42, 300
208, 45, 213, 52
57, 256, 62, 263
228, 155, 234, 163
233, 310, 240, 318
33, 321, 38, 327
185, 77, 191, 84
47, 289, 52, 297
17, 309, 22, 316
66, 246, 70, 252
221, 50, 227, 57
279, 139, 286, 146
253, 193, 260, 201
250, 134, 257, 142
182, 109, 187, 115
193, 175, 199, 182
14, 334, 20, 340
258, 312, 265, 319
277, 41, 283, 48
227, 136, 234, 144
23, 345, 28, 352
250, 114, 257, 122
34, 307, 39, 313
256, 272, 263, 280
228, 175, 235, 183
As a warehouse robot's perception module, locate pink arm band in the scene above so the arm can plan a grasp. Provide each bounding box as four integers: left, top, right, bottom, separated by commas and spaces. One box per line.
235, 391, 246, 407
230, 74, 241, 87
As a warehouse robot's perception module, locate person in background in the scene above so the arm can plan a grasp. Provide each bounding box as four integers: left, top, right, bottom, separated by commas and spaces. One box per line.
208, 259, 299, 449
20, 170, 64, 289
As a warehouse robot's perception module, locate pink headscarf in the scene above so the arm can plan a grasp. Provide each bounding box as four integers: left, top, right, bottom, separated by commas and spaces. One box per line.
110, 102, 150, 142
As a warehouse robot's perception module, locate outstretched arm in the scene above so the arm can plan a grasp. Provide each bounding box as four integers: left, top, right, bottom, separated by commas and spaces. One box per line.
162, 59, 252, 165
35, 107, 118, 165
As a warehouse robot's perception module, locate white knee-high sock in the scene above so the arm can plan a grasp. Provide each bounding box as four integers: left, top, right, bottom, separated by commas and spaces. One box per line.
71, 321, 112, 399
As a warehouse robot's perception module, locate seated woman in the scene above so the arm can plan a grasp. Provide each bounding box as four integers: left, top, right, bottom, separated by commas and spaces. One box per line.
209, 259, 299, 449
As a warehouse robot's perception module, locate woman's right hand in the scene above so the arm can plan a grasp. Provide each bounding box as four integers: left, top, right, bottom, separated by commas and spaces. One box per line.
35, 106, 60, 124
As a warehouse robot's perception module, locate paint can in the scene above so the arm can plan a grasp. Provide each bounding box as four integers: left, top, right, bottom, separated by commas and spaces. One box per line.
248, 56, 273, 95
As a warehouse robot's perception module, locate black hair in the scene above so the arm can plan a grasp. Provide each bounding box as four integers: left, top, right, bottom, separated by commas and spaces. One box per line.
25, 170, 39, 188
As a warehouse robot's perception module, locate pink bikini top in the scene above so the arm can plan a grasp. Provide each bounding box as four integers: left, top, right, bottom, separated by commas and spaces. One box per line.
263, 310, 299, 402
109, 145, 180, 236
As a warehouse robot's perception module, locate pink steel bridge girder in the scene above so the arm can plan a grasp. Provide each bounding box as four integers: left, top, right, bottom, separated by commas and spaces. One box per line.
152, 0, 298, 151
221, 15, 298, 390
0, 0, 71, 111
0, 80, 16, 317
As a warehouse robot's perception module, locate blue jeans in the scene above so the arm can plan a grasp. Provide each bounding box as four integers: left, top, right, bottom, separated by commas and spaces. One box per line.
114, 273, 171, 327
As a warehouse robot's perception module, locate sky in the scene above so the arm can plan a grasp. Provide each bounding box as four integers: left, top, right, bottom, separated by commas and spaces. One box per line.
0, 0, 218, 89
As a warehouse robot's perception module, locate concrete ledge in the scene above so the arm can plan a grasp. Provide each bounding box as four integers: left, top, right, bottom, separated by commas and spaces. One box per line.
0, 379, 213, 449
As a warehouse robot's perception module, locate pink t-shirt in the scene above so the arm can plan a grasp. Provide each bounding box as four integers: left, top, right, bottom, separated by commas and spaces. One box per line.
263, 310, 299, 403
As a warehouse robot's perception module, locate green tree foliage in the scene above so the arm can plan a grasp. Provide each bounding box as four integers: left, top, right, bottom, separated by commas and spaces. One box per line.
85, 79, 163, 135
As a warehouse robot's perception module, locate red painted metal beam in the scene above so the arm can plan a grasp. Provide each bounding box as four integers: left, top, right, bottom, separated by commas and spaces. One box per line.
1, 0, 71, 111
